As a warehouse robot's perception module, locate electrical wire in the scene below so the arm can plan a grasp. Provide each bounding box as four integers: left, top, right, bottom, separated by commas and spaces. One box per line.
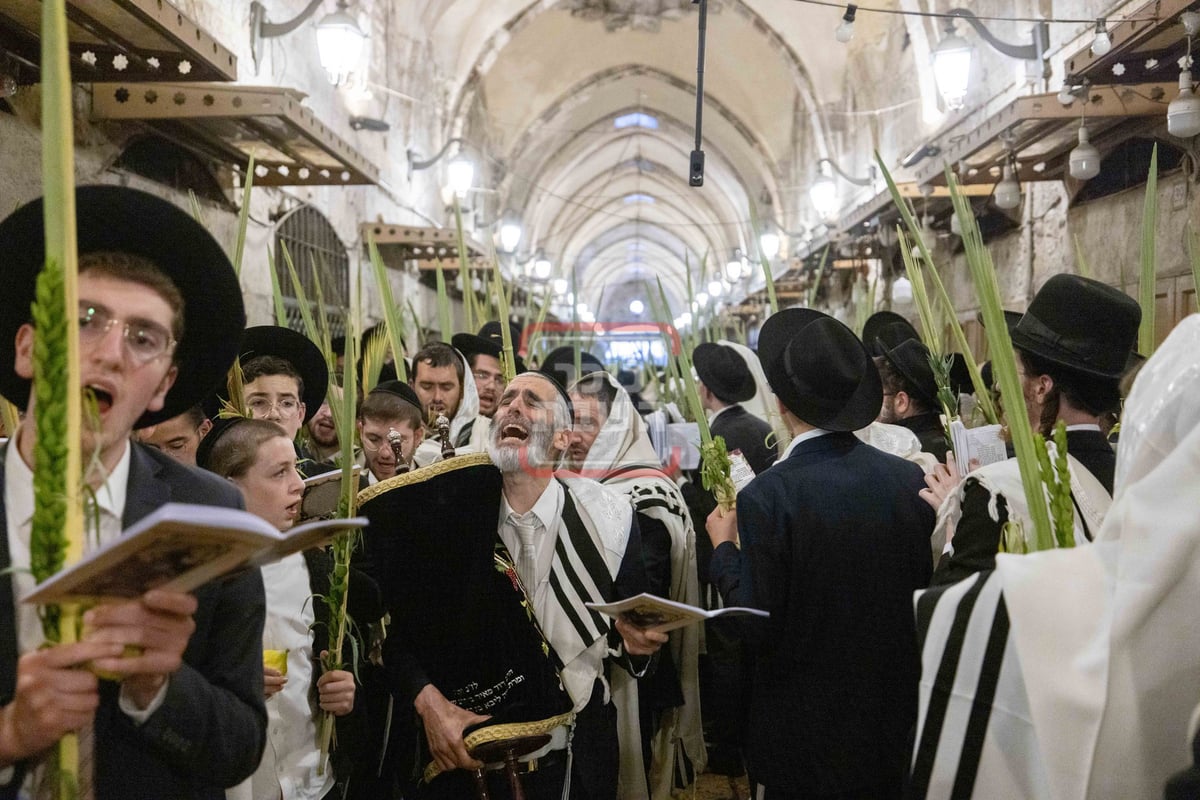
785, 0, 1162, 26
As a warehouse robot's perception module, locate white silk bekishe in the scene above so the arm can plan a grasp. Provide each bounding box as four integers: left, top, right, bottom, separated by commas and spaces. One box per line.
912, 313, 1200, 800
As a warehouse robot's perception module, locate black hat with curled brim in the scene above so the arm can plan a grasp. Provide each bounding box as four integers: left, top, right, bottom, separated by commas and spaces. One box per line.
0, 185, 246, 428
539, 346, 604, 394
880, 338, 939, 409
757, 308, 882, 432
238, 326, 329, 423
862, 311, 919, 357
452, 321, 527, 375
693, 342, 756, 403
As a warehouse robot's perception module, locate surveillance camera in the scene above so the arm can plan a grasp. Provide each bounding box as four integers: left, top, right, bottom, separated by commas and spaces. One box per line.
689, 150, 705, 187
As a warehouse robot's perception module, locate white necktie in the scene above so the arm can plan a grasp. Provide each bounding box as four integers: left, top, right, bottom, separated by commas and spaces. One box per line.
512, 515, 539, 588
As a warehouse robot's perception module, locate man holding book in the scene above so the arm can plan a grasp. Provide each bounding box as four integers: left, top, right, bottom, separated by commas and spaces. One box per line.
925, 275, 1139, 586
0, 186, 265, 799
706, 308, 934, 799
874, 338, 950, 461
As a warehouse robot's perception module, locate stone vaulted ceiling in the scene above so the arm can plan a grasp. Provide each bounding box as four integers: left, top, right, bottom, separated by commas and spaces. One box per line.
414, 0, 872, 321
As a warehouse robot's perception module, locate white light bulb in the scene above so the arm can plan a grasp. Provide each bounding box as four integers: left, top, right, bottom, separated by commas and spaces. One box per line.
552, 278, 568, 295
809, 173, 840, 221
1167, 70, 1200, 139
707, 280, 723, 297
1057, 85, 1077, 106
498, 222, 522, 252
1090, 19, 1112, 56
994, 164, 1022, 210
835, 19, 854, 43
759, 231, 781, 260
696, 292, 709, 307
629, 299, 645, 315
533, 258, 552, 281
724, 260, 743, 281
932, 29, 973, 111
1068, 124, 1101, 181
446, 155, 474, 197
892, 276, 914, 304
315, 7, 367, 86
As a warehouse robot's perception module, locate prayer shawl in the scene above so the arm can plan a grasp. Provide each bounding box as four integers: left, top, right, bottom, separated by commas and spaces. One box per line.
719, 338, 789, 457
568, 372, 705, 799
413, 351, 487, 465
910, 314, 1200, 800
856, 421, 938, 474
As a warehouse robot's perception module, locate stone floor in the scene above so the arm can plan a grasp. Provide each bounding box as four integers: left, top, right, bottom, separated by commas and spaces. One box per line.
675, 772, 751, 800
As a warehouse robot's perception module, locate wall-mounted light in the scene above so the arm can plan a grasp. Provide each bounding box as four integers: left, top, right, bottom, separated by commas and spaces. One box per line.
498, 215, 523, 253
250, 0, 367, 86
932, 9, 1048, 112
759, 231, 781, 260
408, 137, 476, 197
810, 158, 875, 221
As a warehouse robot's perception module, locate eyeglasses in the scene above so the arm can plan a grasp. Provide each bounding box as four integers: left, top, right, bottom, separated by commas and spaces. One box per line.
472, 370, 505, 388
361, 428, 406, 453
247, 396, 303, 418
79, 301, 176, 365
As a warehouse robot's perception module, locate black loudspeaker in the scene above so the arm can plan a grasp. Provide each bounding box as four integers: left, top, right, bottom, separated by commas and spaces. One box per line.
689, 149, 705, 187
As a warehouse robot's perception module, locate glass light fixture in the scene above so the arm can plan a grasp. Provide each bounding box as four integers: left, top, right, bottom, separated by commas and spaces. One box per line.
724, 260, 743, 281
696, 292, 709, 307
994, 163, 1022, 210
1068, 123, 1101, 181
1090, 19, 1111, 56
499, 221, 522, 253
552, 278, 568, 295
446, 155, 475, 197
629, 299, 645, 315
835, 4, 857, 43
932, 24, 973, 111
1168, 70, 1200, 139
532, 257, 552, 281
707, 280, 723, 297
759, 231, 781, 260
809, 164, 840, 221
892, 276, 914, 304
315, 4, 367, 86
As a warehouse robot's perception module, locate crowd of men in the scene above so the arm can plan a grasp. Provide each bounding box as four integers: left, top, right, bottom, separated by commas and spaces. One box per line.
0, 185, 1197, 800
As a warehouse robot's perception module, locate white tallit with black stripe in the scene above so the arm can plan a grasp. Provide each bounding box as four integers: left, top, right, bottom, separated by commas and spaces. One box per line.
539, 476, 632, 711
567, 372, 706, 799
910, 314, 1200, 799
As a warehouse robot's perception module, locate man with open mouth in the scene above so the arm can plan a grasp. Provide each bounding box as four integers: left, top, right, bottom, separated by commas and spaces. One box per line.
0, 185, 264, 799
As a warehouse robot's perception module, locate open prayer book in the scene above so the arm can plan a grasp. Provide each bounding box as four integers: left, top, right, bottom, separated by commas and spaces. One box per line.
949, 420, 1008, 470
23, 503, 367, 605
586, 593, 768, 633
300, 466, 359, 522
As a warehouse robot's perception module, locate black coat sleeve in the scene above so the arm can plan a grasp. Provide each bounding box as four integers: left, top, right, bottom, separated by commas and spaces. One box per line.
930, 479, 1008, 587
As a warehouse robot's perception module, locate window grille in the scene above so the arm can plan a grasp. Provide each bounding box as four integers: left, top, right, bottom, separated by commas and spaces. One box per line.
274, 205, 349, 339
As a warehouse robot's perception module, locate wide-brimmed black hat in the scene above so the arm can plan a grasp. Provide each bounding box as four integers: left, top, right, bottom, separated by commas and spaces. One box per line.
693, 342, 756, 403
758, 308, 882, 432
1009, 274, 1140, 379
862, 311, 919, 357
881, 338, 938, 408
976, 309, 1025, 332
540, 346, 604, 394
452, 321, 527, 374
0, 186, 246, 428
370, 379, 422, 412
239, 326, 328, 422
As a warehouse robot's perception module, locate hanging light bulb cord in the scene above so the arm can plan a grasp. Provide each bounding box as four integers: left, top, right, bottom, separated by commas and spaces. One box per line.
790, 0, 1161, 26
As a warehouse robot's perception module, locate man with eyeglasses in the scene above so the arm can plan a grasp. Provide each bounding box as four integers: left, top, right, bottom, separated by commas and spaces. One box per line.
452, 322, 526, 420
230, 326, 329, 474
358, 381, 425, 483
0, 186, 264, 799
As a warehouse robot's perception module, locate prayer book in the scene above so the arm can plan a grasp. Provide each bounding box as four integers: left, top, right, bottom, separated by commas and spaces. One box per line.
586, 593, 768, 633
300, 466, 359, 522
950, 420, 1007, 470
23, 503, 367, 604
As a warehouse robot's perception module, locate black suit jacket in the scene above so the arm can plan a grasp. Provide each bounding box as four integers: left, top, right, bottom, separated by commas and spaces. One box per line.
710, 404, 777, 477
709, 432, 934, 795
0, 443, 267, 800
932, 429, 1116, 587
896, 412, 949, 462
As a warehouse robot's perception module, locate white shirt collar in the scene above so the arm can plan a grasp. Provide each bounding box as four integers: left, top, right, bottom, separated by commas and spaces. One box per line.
501, 479, 563, 531
6, 428, 131, 527
708, 404, 734, 424
780, 427, 833, 460
1065, 424, 1102, 433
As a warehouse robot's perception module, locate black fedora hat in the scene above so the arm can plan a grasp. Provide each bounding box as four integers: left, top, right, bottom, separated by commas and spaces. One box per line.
976, 309, 1024, 332
0, 186, 246, 428
452, 321, 527, 374
758, 308, 882, 432
540, 346, 604, 393
880, 338, 938, 408
239, 326, 329, 423
1009, 274, 1140, 379
693, 342, 756, 403
371, 379, 422, 412
862, 311, 919, 357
